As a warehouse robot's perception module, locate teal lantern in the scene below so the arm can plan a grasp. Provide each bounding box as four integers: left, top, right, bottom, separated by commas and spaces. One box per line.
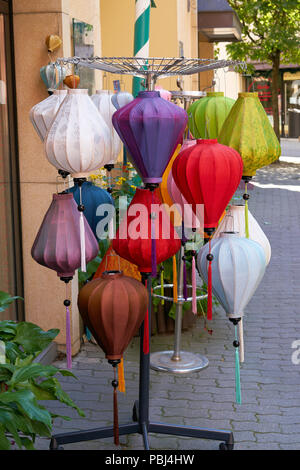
40, 63, 66, 93
188, 91, 235, 139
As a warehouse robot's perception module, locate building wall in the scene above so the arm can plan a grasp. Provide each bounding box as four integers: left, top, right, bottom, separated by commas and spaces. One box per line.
12, 0, 102, 354
214, 42, 245, 99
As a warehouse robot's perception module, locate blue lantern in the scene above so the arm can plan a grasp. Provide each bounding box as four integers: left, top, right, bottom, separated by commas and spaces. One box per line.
67, 181, 114, 240
40, 63, 66, 92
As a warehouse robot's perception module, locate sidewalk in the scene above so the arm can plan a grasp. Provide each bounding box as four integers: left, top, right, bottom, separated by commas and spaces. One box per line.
37, 159, 300, 450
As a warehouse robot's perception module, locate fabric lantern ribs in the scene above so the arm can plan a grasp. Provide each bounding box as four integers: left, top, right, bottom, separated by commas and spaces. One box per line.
67, 181, 114, 240
172, 139, 243, 230
112, 188, 181, 273
31, 193, 99, 278
40, 63, 66, 92
45, 89, 111, 178
218, 92, 281, 178
29, 90, 67, 141
91, 90, 122, 164
112, 90, 187, 184
213, 205, 271, 265
197, 232, 266, 319
188, 92, 235, 139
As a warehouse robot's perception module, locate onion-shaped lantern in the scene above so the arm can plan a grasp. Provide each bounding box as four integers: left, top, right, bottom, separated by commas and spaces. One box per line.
188, 92, 235, 139
45, 89, 111, 178
29, 90, 67, 141
40, 63, 66, 92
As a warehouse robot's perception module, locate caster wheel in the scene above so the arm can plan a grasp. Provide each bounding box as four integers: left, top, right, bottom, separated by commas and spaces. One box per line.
219, 442, 234, 450
132, 400, 139, 422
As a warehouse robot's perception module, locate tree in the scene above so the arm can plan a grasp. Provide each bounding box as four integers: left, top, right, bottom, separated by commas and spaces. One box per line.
226, 0, 300, 140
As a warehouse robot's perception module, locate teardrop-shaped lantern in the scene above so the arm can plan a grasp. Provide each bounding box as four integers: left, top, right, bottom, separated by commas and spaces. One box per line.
172, 139, 243, 233
213, 205, 271, 265
218, 92, 281, 178
45, 89, 111, 178
113, 188, 181, 273
91, 90, 122, 164
188, 92, 235, 139
29, 90, 67, 141
40, 63, 66, 92
67, 181, 114, 240
112, 91, 187, 185
63, 74, 80, 89
111, 91, 134, 110
31, 193, 99, 279
78, 270, 148, 445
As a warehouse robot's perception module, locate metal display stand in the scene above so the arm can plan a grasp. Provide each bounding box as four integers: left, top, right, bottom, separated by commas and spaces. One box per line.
50, 57, 244, 450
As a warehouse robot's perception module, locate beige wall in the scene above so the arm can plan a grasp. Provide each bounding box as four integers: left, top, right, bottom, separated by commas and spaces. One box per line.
100, 0, 199, 93
12, 0, 102, 354
214, 42, 245, 99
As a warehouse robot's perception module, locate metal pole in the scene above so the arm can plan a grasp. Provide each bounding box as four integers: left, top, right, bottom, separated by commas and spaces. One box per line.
171, 245, 184, 361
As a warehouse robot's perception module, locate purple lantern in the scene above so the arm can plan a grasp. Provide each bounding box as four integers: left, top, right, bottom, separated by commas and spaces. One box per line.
31, 193, 99, 278
31, 192, 99, 369
112, 91, 187, 185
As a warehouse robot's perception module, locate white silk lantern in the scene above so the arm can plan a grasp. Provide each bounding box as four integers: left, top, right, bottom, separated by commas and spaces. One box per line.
45, 89, 111, 178
29, 90, 67, 141
197, 232, 267, 403
111, 91, 134, 110
91, 90, 122, 164
213, 205, 271, 265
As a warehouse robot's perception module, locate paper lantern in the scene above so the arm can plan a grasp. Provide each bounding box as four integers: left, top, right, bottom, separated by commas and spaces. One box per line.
78, 271, 148, 444
111, 91, 134, 110
188, 92, 235, 139
213, 205, 271, 265
218, 92, 281, 178
31, 193, 99, 279
45, 89, 111, 178
112, 90, 187, 185
29, 90, 67, 141
40, 63, 66, 92
113, 188, 181, 273
67, 181, 114, 239
172, 139, 243, 232
91, 90, 122, 165
198, 232, 266, 319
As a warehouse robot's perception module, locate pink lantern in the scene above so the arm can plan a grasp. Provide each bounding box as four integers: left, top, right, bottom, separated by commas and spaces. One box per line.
155, 85, 172, 102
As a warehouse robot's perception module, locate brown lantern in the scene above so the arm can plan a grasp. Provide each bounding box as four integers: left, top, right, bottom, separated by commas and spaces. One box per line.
78, 270, 148, 444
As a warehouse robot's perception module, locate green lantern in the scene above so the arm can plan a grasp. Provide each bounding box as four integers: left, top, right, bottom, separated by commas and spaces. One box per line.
187, 91, 235, 139
219, 92, 281, 179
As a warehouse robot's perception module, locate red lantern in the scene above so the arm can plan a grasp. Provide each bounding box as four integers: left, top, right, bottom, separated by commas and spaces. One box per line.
172, 139, 243, 321
112, 188, 181, 273
172, 139, 243, 233
78, 271, 148, 445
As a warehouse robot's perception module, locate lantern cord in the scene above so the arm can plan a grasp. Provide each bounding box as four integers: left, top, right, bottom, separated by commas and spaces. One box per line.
192, 254, 197, 314
112, 367, 119, 445
79, 186, 86, 272
234, 325, 242, 405
244, 182, 249, 239
151, 191, 157, 277
64, 283, 72, 369
239, 318, 245, 363
207, 239, 213, 321
160, 266, 164, 305
143, 279, 150, 355
183, 254, 188, 301
173, 254, 178, 303
117, 358, 126, 393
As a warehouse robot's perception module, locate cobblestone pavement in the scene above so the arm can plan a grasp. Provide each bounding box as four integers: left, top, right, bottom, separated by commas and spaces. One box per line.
37, 161, 300, 451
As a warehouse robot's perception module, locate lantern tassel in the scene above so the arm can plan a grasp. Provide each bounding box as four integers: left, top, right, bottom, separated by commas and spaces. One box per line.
117, 358, 126, 393
113, 368, 119, 445
245, 182, 249, 239
65, 305, 72, 369
79, 212, 86, 272
160, 267, 164, 305
151, 192, 157, 277
192, 254, 197, 314
183, 254, 188, 300
173, 255, 178, 303
207, 239, 213, 321
143, 280, 150, 355
234, 325, 242, 405
239, 318, 245, 363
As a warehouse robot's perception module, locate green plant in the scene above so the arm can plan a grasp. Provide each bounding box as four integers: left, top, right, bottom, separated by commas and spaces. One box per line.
0, 294, 84, 450
0, 291, 22, 313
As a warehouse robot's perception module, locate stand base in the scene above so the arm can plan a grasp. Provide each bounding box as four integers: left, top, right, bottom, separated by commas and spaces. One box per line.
150, 351, 209, 374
